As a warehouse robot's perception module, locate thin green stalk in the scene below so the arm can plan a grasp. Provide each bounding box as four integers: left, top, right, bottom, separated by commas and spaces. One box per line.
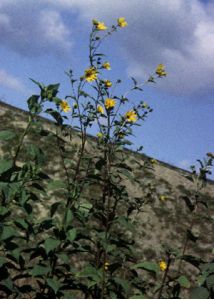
13, 116, 32, 166
177, 205, 197, 275
157, 256, 171, 299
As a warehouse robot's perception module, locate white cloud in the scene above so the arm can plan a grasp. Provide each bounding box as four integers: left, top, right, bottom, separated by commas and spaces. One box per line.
39, 10, 72, 52
0, 69, 25, 92
0, 2, 72, 57
44, 0, 214, 97
0, 0, 214, 96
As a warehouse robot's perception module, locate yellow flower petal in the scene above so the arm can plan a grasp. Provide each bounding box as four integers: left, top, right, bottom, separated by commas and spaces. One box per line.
117, 17, 128, 28
60, 100, 71, 113
102, 62, 111, 70
125, 110, 137, 123
84, 67, 98, 82
159, 261, 167, 272
94, 21, 108, 31
97, 105, 104, 114
104, 80, 112, 88
105, 98, 116, 110
155, 64, 167, 77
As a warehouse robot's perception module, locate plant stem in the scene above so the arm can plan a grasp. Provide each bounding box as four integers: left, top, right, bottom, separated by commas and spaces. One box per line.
13, 116, 32, 166
177, 205, 197, 275
157, 256, 171, 299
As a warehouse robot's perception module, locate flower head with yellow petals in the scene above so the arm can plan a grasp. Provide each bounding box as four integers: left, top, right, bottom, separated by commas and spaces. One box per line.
60, 100, 71, 113
104, 261, 110, 270
117, 17, 128, 28
105, 98, 116, 110
84, 67, 98, 82
159, 195, 167, 201
102, 62, 111, 70
93, 19, 108, 31
125, 110, 137, 123
104, 80, 112, 88
155, 64, 167, 77
159, 260, 167, 272
97, 105, 104, 114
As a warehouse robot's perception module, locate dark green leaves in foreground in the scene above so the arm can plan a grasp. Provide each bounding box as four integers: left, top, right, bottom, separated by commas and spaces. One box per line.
0, 130, 16, 141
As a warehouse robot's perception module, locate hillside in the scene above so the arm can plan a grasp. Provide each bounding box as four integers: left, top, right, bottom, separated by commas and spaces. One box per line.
0, 100, 214, 297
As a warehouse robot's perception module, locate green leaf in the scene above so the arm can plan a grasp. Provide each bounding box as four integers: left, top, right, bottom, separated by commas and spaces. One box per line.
50, 202, 62, 217
30, 265, 51, 277
190, 287, 209, 299
10, 248, 21, 262
47, 278, 61, 294
178, 275, 191, 288
201, 263, 214, 275
0, 130, 16, 141
46, 83, 60, 98
26, 144, 44, 163
58, 253, 69, 264
131, 261, 159, 274
0, 159, 13, 174
0, 206, 9, 217
116, 216, 134, 230
29, 78, 45, 90
76, 265, 102, 282
0, 225, 16, 240
44, 238, 60, 255
206, 274, 214, 289
27, 95, 42, 114
67, 228, 77, 242
197, 275, 207, 286
14, 218, 28, 230
45, 109, 63, 125
2, 278, 14, 291
114, 277, 130, 294
65, 208, 73, 227
48, 180, 67, 191
0, 256, 6, 267
79, 201, 93, 214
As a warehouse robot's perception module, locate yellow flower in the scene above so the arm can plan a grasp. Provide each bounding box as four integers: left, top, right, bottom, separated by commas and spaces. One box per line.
102, 62, 111, 70
93, 19, 108, 31
104, 261, 110, 270
117, 17, 128, 28
97, 105, 104, 114
105, 98, 116, 110
159, 260, 167, 272
159, 195, 167, 201
155, 64, 167, 77
84, 67, 98, 82
125, 110, 137, 123
104, 80, 112, 88
97, 132, 103, 139
60, 100, 71, 113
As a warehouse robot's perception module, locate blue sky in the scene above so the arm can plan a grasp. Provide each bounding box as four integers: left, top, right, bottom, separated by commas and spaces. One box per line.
0, 0, 213, 177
